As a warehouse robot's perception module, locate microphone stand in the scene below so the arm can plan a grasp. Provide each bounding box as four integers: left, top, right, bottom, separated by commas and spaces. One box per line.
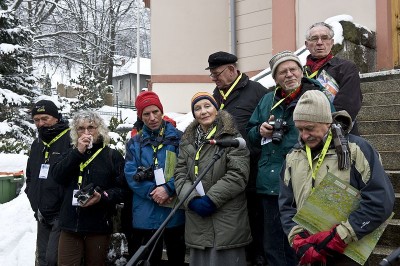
126, 147, 226, 266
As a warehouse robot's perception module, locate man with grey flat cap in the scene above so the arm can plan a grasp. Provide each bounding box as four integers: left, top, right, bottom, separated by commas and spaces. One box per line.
206, 51, 267, 266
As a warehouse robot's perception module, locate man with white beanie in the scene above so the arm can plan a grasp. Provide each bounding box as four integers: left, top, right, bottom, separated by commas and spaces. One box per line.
279, 90, 394, 265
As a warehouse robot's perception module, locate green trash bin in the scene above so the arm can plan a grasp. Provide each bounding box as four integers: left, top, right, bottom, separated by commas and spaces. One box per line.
0, 172, 25, 204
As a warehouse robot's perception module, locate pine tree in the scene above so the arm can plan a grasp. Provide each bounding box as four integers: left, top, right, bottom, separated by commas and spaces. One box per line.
0, 0, 36, 153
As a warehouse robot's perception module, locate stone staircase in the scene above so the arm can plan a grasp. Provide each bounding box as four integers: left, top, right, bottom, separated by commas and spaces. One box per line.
358, 72, 400, 265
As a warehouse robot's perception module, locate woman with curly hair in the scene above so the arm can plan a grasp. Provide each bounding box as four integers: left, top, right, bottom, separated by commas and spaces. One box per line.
51, 110, 128, 265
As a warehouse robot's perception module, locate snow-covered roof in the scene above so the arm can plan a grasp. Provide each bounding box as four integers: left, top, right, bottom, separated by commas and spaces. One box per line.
113, 56, 151, 77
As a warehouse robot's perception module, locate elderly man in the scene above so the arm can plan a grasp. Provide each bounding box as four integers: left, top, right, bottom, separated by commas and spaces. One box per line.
279, 90, 394, 265
125, 91, 186, 265
25, 100, 71, 266
304, 22, 362, 135
206, 51, 267, 266
246, 51, 330, 266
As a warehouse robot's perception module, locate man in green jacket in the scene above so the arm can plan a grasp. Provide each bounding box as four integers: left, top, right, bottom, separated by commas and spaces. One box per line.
246, 51, 332, 266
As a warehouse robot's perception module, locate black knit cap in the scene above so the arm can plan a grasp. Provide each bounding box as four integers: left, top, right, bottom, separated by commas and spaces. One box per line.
31, 100, 60, 119
205, 51, 238, 70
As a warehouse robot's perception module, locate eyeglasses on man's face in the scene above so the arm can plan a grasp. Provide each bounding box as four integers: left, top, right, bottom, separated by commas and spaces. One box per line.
308, 35, 332, 43
77, 125, 97, 133
209, 66, 229, 78
277, 66, 301, 77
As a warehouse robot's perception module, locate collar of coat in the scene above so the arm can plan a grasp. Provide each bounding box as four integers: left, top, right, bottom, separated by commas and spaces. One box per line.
182, 110, 238, 143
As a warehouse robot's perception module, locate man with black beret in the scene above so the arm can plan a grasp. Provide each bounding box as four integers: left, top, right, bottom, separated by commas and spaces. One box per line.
25, 100, 71, 265
206, 51, 268, 265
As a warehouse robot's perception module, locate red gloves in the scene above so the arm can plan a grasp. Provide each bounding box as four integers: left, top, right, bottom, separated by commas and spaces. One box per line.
308, 226, 347, 255
292, 226, 347, 265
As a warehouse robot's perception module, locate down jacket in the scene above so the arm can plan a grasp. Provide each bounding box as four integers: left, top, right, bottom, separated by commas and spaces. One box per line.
124, 121, 185, 229
174, 110, 252, 250
279, 111, 395, 245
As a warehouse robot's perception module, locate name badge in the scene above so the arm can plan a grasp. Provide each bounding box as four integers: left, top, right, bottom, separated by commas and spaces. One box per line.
72, 189, 80, 206
39, 164, 50, 179
154, 168, 166, 186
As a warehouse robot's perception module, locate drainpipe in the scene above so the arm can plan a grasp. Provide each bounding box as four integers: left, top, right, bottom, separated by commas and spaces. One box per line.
230, 0, 237, 55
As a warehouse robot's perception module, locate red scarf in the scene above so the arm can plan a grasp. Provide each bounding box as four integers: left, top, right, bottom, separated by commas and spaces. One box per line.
305, 53, 333, 73
280, 85, 302, 105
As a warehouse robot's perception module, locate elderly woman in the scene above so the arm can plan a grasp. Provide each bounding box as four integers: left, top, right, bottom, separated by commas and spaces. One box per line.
174, 92, 252, 266
51, 110, 127, 265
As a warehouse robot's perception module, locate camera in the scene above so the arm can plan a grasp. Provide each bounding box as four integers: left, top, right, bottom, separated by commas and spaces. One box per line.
133, 166, 154, 182
74, 183, 100, 205
269, 118, 288, 144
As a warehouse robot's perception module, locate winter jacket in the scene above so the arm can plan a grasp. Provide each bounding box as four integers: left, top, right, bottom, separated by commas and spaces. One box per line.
279, 111, 395, 245
174, 110, 252, 250
246, 78, 333, 195
25, 120, 71, 222
52, 142, 127, 234
124, 121, 185, 229
307, 56, 362, 134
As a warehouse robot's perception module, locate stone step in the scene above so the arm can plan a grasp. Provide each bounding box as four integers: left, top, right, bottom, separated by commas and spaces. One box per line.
380, 152, 400, 171
388, 171, 400, 194
394, 193, 400, 220
358, 105, 400, 121
361, 134, 400, 152
358, 120, 400, 135
362, 91, 400, 106
370, 245, 400, 265
361, 79, 400, 93
378, 219, 400, 247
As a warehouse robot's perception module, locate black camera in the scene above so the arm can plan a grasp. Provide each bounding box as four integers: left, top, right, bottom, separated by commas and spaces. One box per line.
74, 183, 100, 205
133, 166, 154, 182
269, 118, 288, 144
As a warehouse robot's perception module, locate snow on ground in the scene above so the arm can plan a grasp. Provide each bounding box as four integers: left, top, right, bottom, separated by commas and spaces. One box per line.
0, 111, 193, 266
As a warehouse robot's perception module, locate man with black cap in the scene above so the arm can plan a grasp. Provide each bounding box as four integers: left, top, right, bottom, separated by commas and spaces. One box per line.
25, 100, 71, 266
206, 51, 267, 265
246, 51, 331, 266
279, 90, 394, 265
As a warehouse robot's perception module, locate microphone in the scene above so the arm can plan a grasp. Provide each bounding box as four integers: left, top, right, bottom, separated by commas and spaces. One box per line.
379, 247, 400, 266
205, 138, 246, 149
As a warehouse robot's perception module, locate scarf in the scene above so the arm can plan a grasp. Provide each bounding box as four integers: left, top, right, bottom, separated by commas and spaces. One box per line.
194, 120, 218, 149
38, 120, 69, 143
305, 53, 334, 74
280, 86, 302, 105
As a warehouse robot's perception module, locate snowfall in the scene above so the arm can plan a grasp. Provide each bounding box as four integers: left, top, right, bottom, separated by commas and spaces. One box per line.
0, 14, 391, 265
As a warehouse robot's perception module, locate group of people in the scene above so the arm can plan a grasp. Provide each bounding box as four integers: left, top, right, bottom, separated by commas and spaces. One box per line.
25, 21, 395, 266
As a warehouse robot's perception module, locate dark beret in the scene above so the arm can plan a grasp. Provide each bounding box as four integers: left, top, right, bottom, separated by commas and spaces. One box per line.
205, 51, 238, 70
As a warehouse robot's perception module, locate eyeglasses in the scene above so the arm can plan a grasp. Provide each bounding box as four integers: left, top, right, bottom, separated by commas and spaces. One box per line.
277, 67, 301, 77
308, 35, 332, 43
209, 67, 228, 78
77, 125, 97, 133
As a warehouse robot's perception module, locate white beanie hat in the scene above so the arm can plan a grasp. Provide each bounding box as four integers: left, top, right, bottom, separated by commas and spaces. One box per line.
293, 90, 332, 123
269, 50, 302, 78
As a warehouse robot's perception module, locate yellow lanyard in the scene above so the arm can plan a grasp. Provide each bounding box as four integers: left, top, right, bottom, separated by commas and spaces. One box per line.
78, 144, 105, 188
194, 126, 217, 176
151, 126, 165, 167
42, 128, 70, 162
270, 87, 298, 111
306, 69, 319, 79
219, 73, 243, 109
306, 131, 332, 188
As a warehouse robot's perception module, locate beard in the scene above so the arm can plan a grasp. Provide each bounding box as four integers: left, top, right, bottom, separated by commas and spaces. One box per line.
283, 80, 300, 92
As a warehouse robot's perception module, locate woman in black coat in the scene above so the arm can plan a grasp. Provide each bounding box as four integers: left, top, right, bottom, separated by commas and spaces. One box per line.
52, 110, 128, 265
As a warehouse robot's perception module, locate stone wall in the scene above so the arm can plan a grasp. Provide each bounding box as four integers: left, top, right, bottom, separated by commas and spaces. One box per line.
332, 21, 376, 73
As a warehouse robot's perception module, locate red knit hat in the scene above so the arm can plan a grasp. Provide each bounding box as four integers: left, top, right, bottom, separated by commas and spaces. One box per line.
135, 91, 164, 119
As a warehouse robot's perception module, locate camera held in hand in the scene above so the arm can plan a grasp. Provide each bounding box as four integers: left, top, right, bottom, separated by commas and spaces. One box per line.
74, 183, 101, 205
269, 118, 288, 144
133, 166, 155, 182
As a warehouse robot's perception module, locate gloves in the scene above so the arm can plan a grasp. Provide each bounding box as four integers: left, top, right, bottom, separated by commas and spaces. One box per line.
307, 226, 347, 255
188, 195, 216, 217
292, 230, 327, 265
